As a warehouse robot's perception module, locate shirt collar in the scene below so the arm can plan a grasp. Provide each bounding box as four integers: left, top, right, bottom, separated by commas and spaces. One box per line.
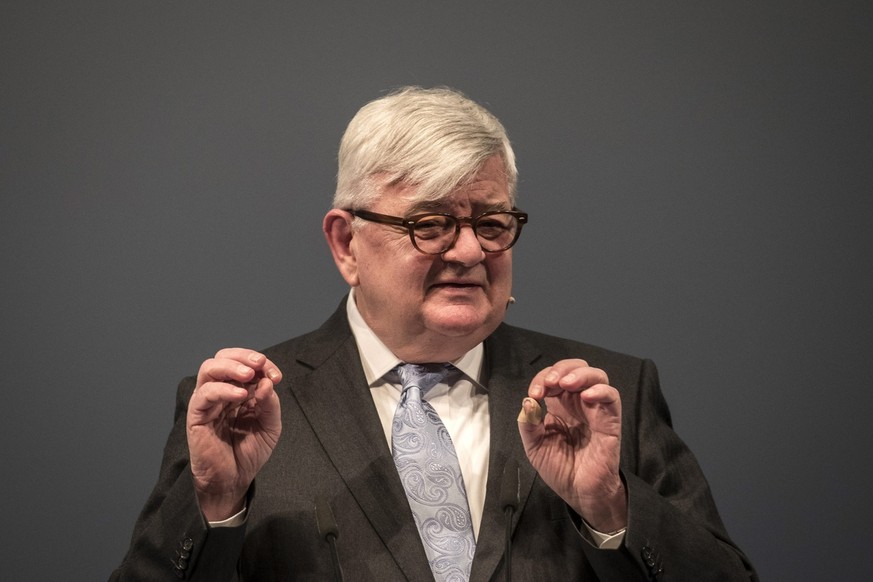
346, 288, 484, 387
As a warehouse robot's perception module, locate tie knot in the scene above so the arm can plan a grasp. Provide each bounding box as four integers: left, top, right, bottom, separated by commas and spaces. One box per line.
393, 363, 454, 397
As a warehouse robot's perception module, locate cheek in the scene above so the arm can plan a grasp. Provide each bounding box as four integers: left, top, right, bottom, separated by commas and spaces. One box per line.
358, 236, 410, 281
377, 257, 433, 302
487, 256, 513, 289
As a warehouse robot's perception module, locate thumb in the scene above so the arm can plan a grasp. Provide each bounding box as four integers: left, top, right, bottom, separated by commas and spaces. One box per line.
517, 397, 545, 453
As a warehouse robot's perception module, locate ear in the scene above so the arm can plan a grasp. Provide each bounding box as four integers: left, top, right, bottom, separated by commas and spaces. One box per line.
323, 209, 359, 286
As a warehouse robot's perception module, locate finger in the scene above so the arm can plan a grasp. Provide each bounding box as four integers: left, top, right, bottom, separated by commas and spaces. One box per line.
197, 357, 259, 388
214, 347, 266, 362
187, 380, 252, 423
527, 361, 584, 399
213, 348, 283, 384
517, 398, 546, 455
195, 370, 279, 410
555, 367, 609, 392
517, 397, 544, 425
528, 360, 609, 399
249, 376, 281, 412
579, 383, 620, 407
580, 384, 622, 434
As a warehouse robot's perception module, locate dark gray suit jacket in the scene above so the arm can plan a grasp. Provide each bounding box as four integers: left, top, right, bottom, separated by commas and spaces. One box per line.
111, 301, 757, 581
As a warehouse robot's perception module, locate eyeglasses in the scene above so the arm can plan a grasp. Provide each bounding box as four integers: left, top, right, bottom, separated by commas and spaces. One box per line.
346, 208, 528, 255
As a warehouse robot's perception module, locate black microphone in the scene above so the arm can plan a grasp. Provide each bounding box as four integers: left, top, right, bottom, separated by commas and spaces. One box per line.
499, 459, 520, 582
314, 495, 344, 582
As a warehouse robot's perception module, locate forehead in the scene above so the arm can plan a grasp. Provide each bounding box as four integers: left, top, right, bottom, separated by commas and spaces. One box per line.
378, 157, 512, 213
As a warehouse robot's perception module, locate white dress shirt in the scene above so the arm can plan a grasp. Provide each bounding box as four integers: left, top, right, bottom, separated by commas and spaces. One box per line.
346, 289, 490, 540
345, 291, 624, 549
212, 289, 625, 549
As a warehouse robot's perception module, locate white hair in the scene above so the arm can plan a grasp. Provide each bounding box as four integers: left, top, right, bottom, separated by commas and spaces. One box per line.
333, 86, 518, 210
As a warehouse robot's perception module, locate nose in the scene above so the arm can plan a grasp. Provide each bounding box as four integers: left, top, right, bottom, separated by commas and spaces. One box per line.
441, 223, 486, 266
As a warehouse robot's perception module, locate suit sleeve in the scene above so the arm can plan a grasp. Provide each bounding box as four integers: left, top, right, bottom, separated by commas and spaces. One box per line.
580, 359, 759, 581
108, 377, 246, 582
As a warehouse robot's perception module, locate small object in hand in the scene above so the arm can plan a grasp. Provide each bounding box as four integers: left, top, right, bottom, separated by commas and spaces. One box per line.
517, 397, 544, 425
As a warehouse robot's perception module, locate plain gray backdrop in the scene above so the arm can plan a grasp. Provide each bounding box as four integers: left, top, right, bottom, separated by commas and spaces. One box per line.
2, 1, 871, 580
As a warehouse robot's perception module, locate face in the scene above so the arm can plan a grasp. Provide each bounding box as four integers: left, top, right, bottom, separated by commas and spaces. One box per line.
340, 156, 514, 362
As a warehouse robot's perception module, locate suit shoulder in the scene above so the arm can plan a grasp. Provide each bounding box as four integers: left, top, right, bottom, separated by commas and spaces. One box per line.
258, 303, 353, 373
493, 323, 649, 371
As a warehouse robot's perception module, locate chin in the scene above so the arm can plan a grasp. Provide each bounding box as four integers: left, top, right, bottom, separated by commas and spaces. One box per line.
425, 303, 503, 339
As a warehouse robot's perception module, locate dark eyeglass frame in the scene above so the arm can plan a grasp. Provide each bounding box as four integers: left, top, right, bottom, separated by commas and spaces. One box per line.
345, 208, 528, 255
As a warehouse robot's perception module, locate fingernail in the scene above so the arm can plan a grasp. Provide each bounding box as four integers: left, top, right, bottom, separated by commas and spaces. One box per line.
545, 372, 558, 383
268, 369, 280, 381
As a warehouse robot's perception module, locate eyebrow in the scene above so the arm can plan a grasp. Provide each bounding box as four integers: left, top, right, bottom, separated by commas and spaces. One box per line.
405, 201, 512, 216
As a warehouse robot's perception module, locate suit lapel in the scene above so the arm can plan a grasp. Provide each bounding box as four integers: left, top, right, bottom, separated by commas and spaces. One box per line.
470, 325, 543, 582
281, 305, 544, 582
285, 303, 433, 581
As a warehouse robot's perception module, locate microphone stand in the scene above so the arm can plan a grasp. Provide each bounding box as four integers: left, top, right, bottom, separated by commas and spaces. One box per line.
499, 459, 520, 582
315, 495, 344, 582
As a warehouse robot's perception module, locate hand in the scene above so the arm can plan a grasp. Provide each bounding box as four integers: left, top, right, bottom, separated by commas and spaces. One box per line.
187, 348, 283, 521
517, 359, 627, 532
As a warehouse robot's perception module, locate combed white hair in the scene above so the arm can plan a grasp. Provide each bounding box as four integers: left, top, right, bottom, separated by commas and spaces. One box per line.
333, 86, 518, 210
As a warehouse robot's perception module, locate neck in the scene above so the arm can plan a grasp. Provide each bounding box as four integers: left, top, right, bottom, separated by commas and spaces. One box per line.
384, 333, 477, 364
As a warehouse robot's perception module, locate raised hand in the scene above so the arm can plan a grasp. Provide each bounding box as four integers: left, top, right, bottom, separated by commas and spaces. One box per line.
517, 359, 627, 532
187, 348, 283, 521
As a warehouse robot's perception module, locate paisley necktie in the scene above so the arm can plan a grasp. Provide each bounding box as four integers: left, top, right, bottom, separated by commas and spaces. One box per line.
391, 363, 476, 582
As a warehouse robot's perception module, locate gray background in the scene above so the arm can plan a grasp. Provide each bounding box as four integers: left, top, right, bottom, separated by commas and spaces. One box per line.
2, 1, 871, 580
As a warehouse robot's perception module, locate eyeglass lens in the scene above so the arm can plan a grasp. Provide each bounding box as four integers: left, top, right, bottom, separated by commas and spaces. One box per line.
412, 212, 520, 253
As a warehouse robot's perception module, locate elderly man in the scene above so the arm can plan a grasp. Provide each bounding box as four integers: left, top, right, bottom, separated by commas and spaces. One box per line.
111, 87, 757, 581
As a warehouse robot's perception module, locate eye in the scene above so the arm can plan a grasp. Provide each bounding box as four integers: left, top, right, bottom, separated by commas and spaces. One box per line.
412, 215, 453, 240
476, 215, 512, 239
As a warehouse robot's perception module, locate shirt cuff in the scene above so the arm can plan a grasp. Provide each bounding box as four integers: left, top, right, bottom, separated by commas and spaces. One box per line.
584, 522, 626, 549
208, 506, 247, 528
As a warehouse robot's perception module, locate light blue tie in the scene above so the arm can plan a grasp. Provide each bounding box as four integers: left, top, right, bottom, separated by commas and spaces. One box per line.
391, 363, 476, 582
